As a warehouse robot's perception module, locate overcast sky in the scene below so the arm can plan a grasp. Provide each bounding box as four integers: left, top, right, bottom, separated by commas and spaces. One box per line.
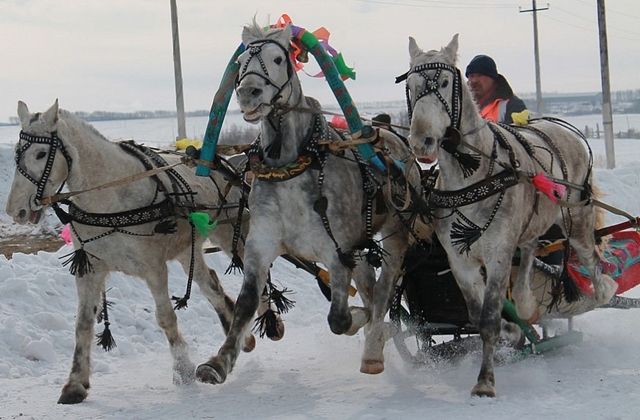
1, 0, 638, 122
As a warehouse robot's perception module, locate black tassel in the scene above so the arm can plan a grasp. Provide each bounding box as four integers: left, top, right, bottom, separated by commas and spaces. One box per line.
60, 248, 97, 277
96, 291, 116, 351
252, 309, 281, 339
96, 322, 117, 351
559, 242, 581, 303
154, 219, 177, 234
266, 282, 296, 314
337, 248, 357, 270
225, 250, 244, 275
441, 130, 481, 178
361, 238, 389, 268
96, 300, 114, 323
266, 131, 283, 159
171, 295, 189, 310
560, 267, 581, 303
450, 218, 482, 255
451, 150, 481, 178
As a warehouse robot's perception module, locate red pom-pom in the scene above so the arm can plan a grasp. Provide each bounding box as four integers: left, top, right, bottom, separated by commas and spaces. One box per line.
531, 172, 566, 203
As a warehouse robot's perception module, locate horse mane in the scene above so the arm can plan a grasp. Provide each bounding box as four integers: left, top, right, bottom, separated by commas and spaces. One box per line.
58, 109, 112, 143
243, 17, 289, 45
244, 18, 269, 39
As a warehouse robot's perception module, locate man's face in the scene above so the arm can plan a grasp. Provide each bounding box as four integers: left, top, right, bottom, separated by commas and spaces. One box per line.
467, 73, 496, 100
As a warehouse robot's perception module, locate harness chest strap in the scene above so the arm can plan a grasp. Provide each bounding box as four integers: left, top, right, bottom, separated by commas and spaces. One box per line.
429, 170, 519, 208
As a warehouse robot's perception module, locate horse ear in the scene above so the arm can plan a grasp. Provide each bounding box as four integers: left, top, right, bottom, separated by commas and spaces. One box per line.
442, 34, 459, 65
408, 36, 423, 59
42, 99, 59, 126
17, 101, 30, 127
241, 25, 255, 46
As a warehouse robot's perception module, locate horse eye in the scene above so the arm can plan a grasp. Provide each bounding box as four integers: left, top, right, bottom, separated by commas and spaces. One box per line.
441, 79, 449, 88
36, 151, 47, 160
274, 57, 283, 65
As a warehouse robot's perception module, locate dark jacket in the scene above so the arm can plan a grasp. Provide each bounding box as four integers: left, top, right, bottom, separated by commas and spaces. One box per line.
480, 75, 527, 124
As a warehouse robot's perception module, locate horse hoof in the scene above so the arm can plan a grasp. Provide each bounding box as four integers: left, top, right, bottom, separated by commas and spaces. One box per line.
243, 334, 256, 352
523, 305, 540, 325
595, 274, 618, 305
328, 312, 352, 335
268, 320, 286, 342
360, 359, 385, 375
57, 383, 88, 404
173, 369, 196, 386
196, 362, 227, 385
345, 307, 371, 336
471, 382, 496, 398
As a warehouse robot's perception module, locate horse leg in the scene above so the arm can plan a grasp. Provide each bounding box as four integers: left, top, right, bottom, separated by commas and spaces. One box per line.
511, 240, 540, 323
196, 246, 274, 385
326, 262, 355, 335
448, 257, 485, 327
345, 263, 374, 336
177, 250, 256, 352
360, 237, 406, 375
471, 254, 512, 398
568, 207, 617, 304
58, 269, 107, 404
145, 264, 196, 386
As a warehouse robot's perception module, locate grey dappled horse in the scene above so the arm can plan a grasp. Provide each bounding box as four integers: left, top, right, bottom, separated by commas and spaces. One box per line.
402, 35, 617, 397
194, 22, 422, 384
5, 100, 263, 404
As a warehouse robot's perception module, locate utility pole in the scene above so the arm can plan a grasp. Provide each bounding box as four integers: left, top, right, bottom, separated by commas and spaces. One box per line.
597, 0, 615, 169
170, 0, 187, 141
520, 1, 549, 117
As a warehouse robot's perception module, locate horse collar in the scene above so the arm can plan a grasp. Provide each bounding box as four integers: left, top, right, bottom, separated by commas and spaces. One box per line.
248, 112, 328, 182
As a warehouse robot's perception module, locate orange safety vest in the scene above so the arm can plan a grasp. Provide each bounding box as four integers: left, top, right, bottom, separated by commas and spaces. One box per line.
480, 98, 509, 123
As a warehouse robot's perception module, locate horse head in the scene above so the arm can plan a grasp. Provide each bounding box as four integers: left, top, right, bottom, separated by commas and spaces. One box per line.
236, 22, 301, 122
405, 34, 463, 163
6, 100, 72, 224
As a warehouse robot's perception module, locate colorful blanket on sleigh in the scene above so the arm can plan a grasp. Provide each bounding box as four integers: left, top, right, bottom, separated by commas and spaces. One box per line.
568, 229, 640, 295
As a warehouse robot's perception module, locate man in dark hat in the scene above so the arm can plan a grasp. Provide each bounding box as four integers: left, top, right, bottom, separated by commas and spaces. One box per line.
372, 113, 410, 148
465, 54, 527, 124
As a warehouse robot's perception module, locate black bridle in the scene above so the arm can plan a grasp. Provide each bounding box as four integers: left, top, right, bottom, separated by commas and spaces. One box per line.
397, 62, 463, 132
236, 39, 295, 110
15, 131, 73, 206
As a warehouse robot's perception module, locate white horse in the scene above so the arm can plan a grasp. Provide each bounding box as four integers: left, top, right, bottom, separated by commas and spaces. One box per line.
402, 35, 617, 397
5, 100, 265, 404
193, 21, 422, 384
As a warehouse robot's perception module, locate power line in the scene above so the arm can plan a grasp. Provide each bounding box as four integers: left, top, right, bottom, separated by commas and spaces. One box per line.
573, 0, 640, 21
553, 5, 640, 37
354, 0, 517, 9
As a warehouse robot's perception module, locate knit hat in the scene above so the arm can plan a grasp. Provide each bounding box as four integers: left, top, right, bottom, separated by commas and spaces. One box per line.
465, 55, 499, 80
372, 113, 391, 126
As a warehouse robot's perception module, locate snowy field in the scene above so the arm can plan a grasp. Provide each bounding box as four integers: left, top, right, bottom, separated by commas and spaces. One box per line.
1, 116, 640, 419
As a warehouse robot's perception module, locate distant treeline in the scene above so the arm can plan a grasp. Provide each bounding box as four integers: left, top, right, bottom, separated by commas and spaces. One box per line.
6, 109, 238, 125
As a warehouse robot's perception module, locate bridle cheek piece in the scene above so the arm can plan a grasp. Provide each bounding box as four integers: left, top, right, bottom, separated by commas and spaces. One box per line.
236, 39, 295, 110
401, 62, 463, 134
16, 131, 73, 206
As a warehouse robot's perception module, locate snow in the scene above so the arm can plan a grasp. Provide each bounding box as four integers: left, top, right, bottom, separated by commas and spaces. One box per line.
2, 127, 640, 419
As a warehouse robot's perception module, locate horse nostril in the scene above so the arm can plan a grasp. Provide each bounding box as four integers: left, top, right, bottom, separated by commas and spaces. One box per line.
18, 209, 27, 220
251, 88, 262, 98
424, 137, 436, 147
